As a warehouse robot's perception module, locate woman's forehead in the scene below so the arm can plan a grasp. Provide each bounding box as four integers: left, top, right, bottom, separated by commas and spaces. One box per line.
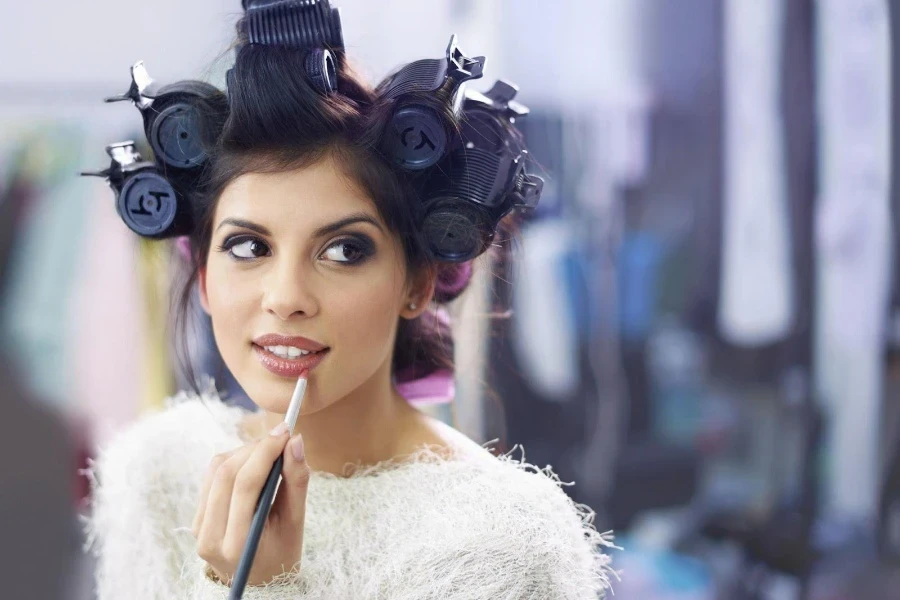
216, 160, 381, 232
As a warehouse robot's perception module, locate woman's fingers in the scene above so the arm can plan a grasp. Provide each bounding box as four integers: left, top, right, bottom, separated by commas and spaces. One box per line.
222, 423, 292, 558
196, 444, 256, 554
192, 425, 310, 585
192, 449, 237, 536
271, 433, 311, 533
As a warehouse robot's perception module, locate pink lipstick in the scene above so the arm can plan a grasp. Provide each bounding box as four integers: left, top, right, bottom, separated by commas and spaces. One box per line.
252, 333, 330, 378
253, 345, 329, 377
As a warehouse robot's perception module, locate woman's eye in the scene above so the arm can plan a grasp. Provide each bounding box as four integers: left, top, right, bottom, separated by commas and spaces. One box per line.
321, 239, 370, 264
229, 238, 270, 259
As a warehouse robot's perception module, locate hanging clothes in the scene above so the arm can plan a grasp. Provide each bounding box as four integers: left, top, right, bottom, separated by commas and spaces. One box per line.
69, 173, 146, 447
0, 126, 91, 409
511, 219, 582, 400
136, 237, 176, 412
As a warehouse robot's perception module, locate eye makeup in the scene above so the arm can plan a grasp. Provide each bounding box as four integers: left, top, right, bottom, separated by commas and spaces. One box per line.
318, 234, 376, 265
215, 231, 376, 266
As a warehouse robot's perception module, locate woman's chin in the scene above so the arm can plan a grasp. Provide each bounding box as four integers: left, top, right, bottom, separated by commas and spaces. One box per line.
243, 377, 325, 416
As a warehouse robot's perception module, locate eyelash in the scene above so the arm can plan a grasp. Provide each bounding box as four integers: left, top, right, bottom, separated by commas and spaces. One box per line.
215, 234, 375, 266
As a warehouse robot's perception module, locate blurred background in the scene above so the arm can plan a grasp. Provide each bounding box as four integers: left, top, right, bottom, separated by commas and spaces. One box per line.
2, 0, 899, 598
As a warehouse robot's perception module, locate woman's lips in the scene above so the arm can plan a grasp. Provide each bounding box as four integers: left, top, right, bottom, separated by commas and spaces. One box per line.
253, 344, 330, 377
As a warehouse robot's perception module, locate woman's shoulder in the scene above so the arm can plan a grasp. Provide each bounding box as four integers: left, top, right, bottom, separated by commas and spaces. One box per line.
400, 411, 497, 465
80, 388, 248, 594
85, 386, 246, 494
377, 436, 617, 590
450, 443, 593, 518
393, 421, 597, 525
443, 443, 617, 585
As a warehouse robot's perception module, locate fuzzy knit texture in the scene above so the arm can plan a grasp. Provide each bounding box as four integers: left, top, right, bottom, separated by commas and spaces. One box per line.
80, 386, 618, 599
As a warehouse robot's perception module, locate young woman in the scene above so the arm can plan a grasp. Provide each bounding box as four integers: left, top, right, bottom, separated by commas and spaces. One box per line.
82, 2, 616, 598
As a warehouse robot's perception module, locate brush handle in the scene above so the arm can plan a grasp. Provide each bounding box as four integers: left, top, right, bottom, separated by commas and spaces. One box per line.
228, 454, 284, 599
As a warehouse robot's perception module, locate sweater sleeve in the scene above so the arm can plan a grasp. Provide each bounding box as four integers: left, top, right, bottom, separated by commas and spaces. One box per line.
80, 398, 323, 600
80, 412, 199, 599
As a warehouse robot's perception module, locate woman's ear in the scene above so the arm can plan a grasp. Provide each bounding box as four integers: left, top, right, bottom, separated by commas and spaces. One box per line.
197, 267, 211, 316
402, 265, 437, 319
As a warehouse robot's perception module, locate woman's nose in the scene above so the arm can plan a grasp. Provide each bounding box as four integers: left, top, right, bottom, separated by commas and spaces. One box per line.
260, 260, 320, 320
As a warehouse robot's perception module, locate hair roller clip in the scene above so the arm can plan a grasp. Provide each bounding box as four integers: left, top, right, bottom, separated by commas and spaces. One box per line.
88, 62, 224, 238
81, 142, 193, 239
378, 34, 485, 170
105, 62, 225, 174
237, 0, 344, 94
417, 80, 543, 262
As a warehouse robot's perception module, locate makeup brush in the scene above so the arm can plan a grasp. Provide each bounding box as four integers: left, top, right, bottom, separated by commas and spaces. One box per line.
229, 370, 308, 599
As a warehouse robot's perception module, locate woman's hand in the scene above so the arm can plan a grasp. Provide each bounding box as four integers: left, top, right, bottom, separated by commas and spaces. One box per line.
192, 423, 310, 587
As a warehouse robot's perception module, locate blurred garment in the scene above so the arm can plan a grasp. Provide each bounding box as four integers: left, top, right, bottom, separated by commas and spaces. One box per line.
69, 177, 146, 447
618, 231, 664, 342
0, 126, 182, 447
815, 0, 891, 521
718, 0, 795, 347
0, 128, 90, 407
134, 237, 177, 411
512, 220, 581, 399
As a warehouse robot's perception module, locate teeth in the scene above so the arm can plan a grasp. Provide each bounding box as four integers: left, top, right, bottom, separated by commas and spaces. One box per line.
263, 345, 314, 359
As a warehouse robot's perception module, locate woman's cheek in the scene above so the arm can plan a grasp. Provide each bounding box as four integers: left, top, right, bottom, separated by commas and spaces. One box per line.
207, 264, 254, 358
348, 279, 398, 342
327, 286, 396, 381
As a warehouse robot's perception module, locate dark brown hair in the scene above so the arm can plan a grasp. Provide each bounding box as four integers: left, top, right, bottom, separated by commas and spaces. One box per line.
173, 32, 518, 394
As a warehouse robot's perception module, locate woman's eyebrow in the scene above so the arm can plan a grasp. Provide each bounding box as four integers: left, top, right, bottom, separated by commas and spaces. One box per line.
312, 212, 385, 237
215, 218, 271, 236
215, 212, 385, 237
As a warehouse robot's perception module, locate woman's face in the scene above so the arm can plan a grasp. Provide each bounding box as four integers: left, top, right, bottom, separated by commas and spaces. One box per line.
198, 155, 425, 415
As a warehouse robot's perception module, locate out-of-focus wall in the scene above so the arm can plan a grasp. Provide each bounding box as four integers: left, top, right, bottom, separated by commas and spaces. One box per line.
498, 0, 645, 108
0, 0, 505, 114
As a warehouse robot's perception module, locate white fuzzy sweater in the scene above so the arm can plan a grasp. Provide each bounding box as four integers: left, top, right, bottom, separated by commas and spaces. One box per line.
80, 388, 617, 599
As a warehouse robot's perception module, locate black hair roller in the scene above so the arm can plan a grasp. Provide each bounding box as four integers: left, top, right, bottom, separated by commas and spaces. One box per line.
238, 0, 345, 95
104, 62, 225, 177
81, 142, 193, 239
82, 62, 225, 239
378, 34, 485, 171
417, 80, 543, 262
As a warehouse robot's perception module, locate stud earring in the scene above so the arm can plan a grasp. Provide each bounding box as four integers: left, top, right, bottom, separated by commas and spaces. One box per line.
409, 302, 417, 310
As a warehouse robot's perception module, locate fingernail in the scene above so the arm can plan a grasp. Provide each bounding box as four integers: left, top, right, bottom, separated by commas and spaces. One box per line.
291, 436, 305, 461
270, 422, 289, 437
